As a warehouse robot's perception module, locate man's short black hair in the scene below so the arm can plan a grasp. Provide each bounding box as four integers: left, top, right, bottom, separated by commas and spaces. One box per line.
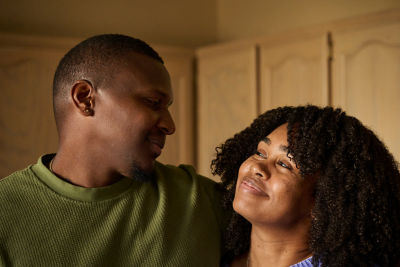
52, 34, 164, 130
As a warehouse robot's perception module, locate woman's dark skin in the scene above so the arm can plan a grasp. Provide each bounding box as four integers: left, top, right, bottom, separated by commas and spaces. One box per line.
213, 105, 400, 267
232, 124, 314, 267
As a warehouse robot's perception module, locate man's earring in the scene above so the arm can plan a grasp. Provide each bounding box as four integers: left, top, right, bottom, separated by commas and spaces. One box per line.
84, 107, 93, 115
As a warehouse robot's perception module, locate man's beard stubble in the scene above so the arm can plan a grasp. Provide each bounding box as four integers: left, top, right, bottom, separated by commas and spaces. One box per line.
130, 163, 156, 183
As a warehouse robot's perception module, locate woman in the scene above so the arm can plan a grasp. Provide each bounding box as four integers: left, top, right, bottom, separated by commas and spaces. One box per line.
212, 105, 400, 267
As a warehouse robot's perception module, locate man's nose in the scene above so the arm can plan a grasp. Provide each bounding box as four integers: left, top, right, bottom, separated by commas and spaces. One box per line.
158, 109, 176, 135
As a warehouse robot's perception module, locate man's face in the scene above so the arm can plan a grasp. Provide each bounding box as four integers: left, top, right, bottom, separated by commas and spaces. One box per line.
93, 52, 175, 178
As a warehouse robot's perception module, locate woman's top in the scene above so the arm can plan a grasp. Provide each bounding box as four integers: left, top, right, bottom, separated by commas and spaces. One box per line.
221, 256, 314, 267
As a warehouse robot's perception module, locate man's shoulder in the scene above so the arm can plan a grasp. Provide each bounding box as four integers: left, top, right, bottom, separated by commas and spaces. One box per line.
154, 161, 225, 227
154, 161, 222, 210
0, 166, 34, 186
0, 166, 36, 204
154, 161, 217, 186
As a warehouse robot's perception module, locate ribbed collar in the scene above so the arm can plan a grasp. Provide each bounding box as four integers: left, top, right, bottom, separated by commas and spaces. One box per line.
31, 154, 135, 202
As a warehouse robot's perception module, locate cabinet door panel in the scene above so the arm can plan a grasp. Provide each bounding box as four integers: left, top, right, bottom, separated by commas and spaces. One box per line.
332, 23, 400, 162
260, 33, 329, 112
197, 46, 257, 179
154, 48, 195, 167
0, 46, 63, 177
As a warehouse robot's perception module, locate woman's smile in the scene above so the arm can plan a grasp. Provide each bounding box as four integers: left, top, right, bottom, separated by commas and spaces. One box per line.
239, 177, 268, 197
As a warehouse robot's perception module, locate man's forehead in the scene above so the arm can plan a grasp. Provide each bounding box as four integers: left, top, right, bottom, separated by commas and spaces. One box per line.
113, 52, 172, 91
122, 51, 163, 67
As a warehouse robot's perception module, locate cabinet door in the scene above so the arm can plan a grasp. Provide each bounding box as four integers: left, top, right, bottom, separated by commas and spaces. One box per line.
260, 33, 329, 112
332, 22, 400, 162
0, 45, 64, 177
197, 45, 258, 179
155, 47, 195, 166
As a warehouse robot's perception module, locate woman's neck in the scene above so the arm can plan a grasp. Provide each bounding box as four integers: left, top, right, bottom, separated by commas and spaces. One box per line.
247, 223, 311, 267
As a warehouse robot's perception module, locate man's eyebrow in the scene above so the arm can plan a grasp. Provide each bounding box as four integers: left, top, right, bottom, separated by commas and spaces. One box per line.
151, 89, 173, 106
261, 137, 271, 144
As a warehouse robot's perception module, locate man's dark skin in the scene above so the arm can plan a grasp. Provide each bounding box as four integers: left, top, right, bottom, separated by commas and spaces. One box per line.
52, 51, 175, 187
0, 35, 225, 267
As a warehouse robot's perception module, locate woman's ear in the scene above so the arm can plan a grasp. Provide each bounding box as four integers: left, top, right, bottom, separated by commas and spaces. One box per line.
71, 80, 95, 116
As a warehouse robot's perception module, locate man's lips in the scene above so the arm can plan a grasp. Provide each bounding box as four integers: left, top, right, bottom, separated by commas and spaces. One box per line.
149, 138, 165, 149
240, 177, 268, 196
148, 137, 165, 156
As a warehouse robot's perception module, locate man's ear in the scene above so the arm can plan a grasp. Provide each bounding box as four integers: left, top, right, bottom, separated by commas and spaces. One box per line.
71, 80, 95, 116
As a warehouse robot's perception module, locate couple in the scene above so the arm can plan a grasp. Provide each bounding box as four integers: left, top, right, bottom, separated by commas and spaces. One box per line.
1, 34, 399, 266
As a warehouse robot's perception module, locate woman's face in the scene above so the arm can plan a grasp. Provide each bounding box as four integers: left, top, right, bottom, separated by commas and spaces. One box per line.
233, 123, 315, 228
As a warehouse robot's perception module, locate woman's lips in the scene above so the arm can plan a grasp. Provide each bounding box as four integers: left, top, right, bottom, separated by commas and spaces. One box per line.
240, 177, 268, 196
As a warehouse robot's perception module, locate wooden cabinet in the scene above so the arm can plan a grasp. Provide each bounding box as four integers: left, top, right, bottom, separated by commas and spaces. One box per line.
259, 32, 329, 112
197, 44, 258, 177
0, 34, 195, 177
332, 21, 400, 162
0, 35, 68, 178
155, 46, 195, 167
196, 35, 330, 179
196, 10, 400, 180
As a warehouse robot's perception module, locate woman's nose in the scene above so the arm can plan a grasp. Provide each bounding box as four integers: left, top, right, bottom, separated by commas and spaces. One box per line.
251, 161, 270, 180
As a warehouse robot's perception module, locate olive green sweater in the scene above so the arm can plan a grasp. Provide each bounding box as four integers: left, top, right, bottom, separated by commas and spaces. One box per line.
0, 155, 223, 266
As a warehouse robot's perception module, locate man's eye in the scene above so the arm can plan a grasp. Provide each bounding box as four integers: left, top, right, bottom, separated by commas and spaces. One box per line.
145, 98, 161, 108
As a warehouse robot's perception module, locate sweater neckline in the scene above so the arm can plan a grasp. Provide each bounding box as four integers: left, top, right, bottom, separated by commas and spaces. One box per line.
31, 154, 135, 202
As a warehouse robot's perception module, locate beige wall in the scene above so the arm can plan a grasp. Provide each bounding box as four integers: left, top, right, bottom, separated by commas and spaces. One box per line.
0, 0, 217, 47
217, 0, 400, 42
1, 1, 400, 47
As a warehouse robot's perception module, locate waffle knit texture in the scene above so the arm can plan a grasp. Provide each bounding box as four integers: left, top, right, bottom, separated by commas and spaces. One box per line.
0, 154, 224, 267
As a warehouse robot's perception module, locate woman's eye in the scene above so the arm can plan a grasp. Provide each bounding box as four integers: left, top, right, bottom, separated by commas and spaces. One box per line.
278, 161, 292, 170
254, 151, 266, 158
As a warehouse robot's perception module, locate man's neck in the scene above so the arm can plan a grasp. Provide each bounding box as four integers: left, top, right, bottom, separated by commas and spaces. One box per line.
50, 150, 122, 188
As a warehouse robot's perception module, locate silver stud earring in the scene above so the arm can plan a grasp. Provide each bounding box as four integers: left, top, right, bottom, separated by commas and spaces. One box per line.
84, 108, 92, 115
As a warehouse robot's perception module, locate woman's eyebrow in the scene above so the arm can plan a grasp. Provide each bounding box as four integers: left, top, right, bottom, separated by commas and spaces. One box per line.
280, 145, 289, 153
261, 137, 271, 144
261, 137, 289, 153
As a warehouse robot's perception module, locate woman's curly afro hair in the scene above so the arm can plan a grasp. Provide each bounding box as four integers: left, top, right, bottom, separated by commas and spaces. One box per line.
212, 105, 400, 267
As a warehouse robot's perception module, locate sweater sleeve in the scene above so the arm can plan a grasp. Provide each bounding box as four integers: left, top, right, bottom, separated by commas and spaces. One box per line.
176, 164, 228, 236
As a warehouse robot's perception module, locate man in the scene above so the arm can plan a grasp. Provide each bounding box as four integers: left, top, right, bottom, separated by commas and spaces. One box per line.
0, 34, 223, 266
